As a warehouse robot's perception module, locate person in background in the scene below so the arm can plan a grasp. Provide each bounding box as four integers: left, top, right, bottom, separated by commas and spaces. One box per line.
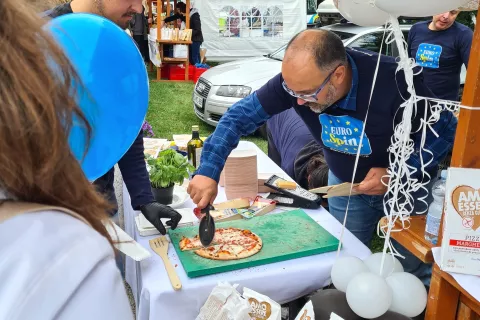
162, 2, 203, 65
188, 3, 204, 64
266, 108, 328, 189
130, 1, 152, 63
45, 0, 182, 235
0, 0, 132, 318
408, 9, 473, 101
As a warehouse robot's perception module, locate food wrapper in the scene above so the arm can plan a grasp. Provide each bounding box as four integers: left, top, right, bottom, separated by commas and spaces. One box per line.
196, 282, 251, 320
329, 312, 344, 320
239, 197, 276, 219
243, 288, 281, 320
294, 301, 315, 320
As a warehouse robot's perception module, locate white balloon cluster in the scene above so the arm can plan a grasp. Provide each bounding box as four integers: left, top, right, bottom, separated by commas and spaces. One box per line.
331, 254, 427, 319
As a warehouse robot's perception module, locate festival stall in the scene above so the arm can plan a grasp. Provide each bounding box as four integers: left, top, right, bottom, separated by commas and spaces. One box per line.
147, 0, 195, 82
193, 0, 307, 61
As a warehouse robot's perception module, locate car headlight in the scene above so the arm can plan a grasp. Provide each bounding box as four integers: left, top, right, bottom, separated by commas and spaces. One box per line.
216, 85, 252, 98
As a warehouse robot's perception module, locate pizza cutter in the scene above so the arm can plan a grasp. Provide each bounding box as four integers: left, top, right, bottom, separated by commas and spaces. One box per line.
199, 204, 216, 246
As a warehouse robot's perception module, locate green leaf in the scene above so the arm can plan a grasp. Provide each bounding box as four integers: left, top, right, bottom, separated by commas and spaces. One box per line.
148, 149, 192, 188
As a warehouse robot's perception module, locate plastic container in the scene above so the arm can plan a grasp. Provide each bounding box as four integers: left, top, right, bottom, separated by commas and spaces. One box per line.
160, 64, 171, 79
425, 170, 447, 245
194, 67, 208, 83
169, 65, 194, 81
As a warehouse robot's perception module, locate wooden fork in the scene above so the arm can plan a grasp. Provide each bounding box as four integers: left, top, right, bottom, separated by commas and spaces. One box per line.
149, 236, 182, 291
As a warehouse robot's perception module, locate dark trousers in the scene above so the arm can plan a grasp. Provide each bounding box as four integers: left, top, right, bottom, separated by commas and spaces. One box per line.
133, 35, 149, 63
189, 41, 202, 65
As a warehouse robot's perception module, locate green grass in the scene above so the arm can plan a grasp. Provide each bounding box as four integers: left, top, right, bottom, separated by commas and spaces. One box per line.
146, 75, 382, 253
146, 79, 267, 153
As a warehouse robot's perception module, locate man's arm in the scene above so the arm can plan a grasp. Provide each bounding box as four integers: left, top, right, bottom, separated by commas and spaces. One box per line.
196, 73, 293, 182
406, 27, 414, 59
117, 131, 154, 210
458, 27, 474, 67
189, 74, 294, 208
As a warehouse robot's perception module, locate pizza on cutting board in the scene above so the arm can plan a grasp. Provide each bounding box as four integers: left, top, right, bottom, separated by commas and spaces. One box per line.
179, 228, 262, 260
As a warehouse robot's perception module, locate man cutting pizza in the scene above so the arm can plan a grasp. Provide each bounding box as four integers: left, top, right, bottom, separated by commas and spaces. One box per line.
187, 29, 457, 283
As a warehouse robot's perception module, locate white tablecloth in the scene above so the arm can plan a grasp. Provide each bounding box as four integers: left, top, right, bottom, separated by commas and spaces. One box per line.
124, 141, 371, 320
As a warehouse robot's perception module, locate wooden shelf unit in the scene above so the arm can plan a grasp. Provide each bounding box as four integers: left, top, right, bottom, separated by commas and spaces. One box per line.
147, 0, 192, 82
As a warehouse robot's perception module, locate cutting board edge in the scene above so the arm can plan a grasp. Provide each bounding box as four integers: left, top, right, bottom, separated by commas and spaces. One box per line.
185, 242, 340, 278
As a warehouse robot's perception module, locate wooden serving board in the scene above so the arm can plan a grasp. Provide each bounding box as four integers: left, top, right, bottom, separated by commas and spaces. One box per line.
168, 210, 339, 278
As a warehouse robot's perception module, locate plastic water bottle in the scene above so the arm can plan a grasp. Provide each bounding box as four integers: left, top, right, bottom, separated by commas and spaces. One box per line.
425, 170, 447, 245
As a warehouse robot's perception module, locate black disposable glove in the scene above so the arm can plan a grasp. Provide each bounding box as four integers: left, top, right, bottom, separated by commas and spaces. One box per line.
140, 202, 182, 235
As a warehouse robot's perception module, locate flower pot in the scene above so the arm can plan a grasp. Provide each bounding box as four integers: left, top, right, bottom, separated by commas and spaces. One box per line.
151, 184, 174, 205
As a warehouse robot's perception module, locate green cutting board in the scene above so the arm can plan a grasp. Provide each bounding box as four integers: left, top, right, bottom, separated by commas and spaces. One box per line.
168, 209, 339, 278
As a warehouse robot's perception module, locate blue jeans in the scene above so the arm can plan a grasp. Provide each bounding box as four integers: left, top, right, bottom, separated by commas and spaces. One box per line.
189, 41, 202, 65
327, 171, 433, 286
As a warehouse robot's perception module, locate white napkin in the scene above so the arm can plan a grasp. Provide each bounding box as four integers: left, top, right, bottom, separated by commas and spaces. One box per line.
105, 222, 151, 261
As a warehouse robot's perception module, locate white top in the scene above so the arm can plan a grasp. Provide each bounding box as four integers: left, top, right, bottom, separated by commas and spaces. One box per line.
0, 210, 133, 320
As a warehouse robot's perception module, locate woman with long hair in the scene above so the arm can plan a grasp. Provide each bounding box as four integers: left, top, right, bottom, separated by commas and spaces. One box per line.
0, 0, 133, 318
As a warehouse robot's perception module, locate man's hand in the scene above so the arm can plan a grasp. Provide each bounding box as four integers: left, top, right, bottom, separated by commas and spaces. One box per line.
140, 202, 182, 235
187, 175, 218, 209
354, 167, 389, 195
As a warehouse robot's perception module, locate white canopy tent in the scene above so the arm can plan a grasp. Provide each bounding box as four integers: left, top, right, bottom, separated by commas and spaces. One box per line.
194, 0, 307, 61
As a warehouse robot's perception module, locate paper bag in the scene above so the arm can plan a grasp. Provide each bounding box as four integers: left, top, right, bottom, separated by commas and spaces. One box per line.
148, 35, 161, 67
243, 288, 281, 320
196, 282, 251, 320
294, 301, 315, 320
173, 44, 188, 58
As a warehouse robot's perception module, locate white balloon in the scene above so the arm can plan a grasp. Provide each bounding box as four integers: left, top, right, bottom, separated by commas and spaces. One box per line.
335, 0, 390, 27
386, 272, 428, 317
331, 256, 370, 292
375, 0, 469, 17
364, 253, 404, 278
346, 272, 392, 319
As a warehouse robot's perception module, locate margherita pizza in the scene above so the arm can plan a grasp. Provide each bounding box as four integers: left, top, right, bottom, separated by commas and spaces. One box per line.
179, 227, 262, 260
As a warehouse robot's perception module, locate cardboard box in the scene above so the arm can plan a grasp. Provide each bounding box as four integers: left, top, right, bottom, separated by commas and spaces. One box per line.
440, 168, 480, 276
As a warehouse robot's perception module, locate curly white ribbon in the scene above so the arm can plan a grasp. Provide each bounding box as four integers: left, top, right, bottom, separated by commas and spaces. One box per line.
335, 14, 473, 276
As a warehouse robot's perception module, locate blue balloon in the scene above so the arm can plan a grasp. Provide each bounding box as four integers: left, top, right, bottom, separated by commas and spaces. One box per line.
45, 13, 149, 181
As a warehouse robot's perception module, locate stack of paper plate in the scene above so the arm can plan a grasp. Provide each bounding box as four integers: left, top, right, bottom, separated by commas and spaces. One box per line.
224, 149, 258, 200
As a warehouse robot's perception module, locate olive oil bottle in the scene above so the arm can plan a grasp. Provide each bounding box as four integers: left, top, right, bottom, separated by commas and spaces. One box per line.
187, 125, 203, 169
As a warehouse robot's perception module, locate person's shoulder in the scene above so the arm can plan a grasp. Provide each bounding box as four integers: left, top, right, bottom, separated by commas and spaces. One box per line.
347, 47, 397, 69
0, 209, 114, 264
452, 21, 472, 32
0, 211, 115, 314
0, 210, 122, 319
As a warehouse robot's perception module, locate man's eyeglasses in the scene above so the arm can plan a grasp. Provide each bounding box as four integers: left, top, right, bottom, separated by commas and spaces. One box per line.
282, 65, 340, 102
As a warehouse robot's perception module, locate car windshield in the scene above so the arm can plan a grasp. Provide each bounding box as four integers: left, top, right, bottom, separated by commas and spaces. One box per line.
268, 29, 356, 61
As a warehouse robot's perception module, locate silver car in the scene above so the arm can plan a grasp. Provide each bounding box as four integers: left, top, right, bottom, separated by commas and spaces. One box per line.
193, 23, 466, 127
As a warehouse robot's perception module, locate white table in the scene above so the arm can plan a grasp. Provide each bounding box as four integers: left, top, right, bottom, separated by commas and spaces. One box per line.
124, 141, 370, 320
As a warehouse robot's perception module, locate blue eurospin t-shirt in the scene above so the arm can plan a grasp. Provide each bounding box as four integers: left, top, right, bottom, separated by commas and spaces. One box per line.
408, 21, 473, 101
267, 108, 315, 178
197, 48, 457, 185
